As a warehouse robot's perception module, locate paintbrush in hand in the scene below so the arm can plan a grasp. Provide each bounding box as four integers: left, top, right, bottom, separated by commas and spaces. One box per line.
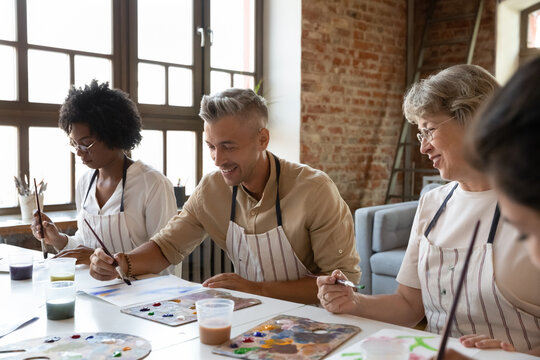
306, 274, 365, 291
33, 178, 47, 259
83, 219, 131, 286
435, 220, 481, 360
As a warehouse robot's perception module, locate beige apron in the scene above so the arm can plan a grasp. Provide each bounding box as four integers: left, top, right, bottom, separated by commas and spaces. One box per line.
225, 156, 310, 282
419, 183, 540, 352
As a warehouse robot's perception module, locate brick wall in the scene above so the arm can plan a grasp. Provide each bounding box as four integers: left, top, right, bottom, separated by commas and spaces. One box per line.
301, 0, 408, 210
415, 0, 496, 75
300, 0, 496, 210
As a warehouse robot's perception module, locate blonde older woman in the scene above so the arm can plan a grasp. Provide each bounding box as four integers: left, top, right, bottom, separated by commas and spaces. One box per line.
434, 57, 540, 360
317, 64, 540, 353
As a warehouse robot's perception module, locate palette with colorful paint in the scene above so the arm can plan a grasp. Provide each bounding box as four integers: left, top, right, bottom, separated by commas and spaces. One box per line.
0, 332, 151, 360
121, 289, 261, 326
212, 314, 361, 359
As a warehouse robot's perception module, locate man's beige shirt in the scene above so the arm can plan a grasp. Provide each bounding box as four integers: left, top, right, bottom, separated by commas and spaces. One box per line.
152, 152, 361, 283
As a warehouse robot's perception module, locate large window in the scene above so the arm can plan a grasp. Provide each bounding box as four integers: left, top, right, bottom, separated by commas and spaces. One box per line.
521, 3, 540, 63
0, 0, 262, 214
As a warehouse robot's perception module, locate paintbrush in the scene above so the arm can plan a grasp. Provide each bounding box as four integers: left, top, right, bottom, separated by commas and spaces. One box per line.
33, 178, 47, 259
306, 274, 365, 290
435, 220, 481, 360
83, 219, 131, 286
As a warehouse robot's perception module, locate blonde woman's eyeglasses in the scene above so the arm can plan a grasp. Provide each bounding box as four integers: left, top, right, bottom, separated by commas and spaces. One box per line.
417, 117, 454, 143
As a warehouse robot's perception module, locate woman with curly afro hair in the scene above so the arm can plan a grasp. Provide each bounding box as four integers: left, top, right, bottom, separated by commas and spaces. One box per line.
31, 80, 177, 268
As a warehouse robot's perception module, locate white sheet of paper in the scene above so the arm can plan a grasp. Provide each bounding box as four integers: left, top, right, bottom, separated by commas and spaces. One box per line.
326, 328, 480, 360
80, 274, 202, 307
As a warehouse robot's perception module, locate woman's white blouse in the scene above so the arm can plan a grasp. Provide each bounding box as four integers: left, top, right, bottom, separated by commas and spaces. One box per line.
63, 160, 177, 251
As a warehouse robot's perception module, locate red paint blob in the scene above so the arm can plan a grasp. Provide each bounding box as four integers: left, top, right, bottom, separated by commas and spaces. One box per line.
242, 337, 254, 343
71, 334, 81, 339
152, 302, 161, 307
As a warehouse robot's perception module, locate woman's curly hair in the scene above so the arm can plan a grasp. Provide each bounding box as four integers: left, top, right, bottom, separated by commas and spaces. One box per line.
59, 80, 142, 150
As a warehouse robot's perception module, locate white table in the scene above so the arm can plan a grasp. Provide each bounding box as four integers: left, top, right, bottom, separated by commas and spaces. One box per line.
0, 244, 303, 357
0, 244, 536, 359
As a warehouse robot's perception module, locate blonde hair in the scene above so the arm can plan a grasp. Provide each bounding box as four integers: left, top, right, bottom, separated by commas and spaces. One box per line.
403, 64, 499, 126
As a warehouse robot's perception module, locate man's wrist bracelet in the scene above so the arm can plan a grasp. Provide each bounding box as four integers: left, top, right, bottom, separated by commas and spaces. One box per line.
124, 253, 133, 278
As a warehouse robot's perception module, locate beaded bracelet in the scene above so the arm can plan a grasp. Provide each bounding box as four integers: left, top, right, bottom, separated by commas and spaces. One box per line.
124, 253, 133, 278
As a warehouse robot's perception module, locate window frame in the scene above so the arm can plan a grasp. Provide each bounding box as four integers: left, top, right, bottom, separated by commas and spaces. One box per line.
0, 0, 263, 215
520, 2, 540, 64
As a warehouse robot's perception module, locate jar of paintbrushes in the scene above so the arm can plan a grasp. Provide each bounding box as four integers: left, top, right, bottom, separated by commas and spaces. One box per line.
14, 175, 46, 221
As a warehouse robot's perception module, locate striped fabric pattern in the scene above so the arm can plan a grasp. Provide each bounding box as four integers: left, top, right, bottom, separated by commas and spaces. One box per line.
226, 221, 309, 282
418, 239, 540, 352
81, 209, 137, 255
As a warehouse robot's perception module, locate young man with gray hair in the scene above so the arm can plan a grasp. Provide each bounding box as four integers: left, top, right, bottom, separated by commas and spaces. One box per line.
89, 88, 360, 304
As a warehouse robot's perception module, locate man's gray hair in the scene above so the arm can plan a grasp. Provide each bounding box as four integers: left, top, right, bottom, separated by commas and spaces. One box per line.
199, 88, 268, 127
403, 64, 499, 126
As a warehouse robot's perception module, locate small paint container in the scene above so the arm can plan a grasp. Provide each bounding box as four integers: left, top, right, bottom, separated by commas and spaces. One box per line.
360, 337, 409, 360
9, 251, 33, 281
196, 298, 234, 345
48, 257, 76, 282
46, 281, 76, 320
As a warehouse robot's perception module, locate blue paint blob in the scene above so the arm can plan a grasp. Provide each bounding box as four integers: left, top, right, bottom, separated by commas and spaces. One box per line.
253, 332, 265, 337
162, 313, 173, 317
230, 343, 239, 348
85, 335, 95, 340
272, 330, 295, 339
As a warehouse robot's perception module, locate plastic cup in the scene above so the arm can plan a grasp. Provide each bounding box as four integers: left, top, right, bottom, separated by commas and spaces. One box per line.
9, 251, 33, 281
48, 258, 76, 282
196, 298, 234, 345
46, 281, 76, 320
360, 337, 409, 360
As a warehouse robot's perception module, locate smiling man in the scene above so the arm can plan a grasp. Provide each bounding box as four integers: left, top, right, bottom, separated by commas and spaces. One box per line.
89, 88, 360, 304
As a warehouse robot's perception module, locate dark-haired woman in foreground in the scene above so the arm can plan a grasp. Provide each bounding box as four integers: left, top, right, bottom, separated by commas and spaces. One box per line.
434, 58, 540, 360
31, 80, 177, 266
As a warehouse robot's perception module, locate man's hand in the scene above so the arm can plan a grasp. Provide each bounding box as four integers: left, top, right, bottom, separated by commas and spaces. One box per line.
202, 273, 262, 295
89, 248, 126, 281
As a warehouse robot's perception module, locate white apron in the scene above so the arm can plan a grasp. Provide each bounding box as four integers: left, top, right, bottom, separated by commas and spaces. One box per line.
225, 156, 310, 282
419, 183, 540, 352
79, 157, 137, 254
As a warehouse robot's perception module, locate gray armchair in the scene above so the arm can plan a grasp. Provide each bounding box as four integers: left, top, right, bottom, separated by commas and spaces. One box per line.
355, 201, 418, 295
355, 184, 441, 295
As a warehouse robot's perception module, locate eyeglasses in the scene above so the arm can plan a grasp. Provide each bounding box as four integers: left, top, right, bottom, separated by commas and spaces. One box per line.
416, 117, 454, 143
68, 140, 96, 154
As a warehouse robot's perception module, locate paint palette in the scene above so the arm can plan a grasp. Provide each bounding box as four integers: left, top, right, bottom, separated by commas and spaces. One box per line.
212, 314, 361, 359
121, 289, 261, 326
0, 332, 151, 360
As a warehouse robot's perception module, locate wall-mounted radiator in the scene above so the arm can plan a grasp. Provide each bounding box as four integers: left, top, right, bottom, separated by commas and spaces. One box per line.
180, 237, 234, 283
